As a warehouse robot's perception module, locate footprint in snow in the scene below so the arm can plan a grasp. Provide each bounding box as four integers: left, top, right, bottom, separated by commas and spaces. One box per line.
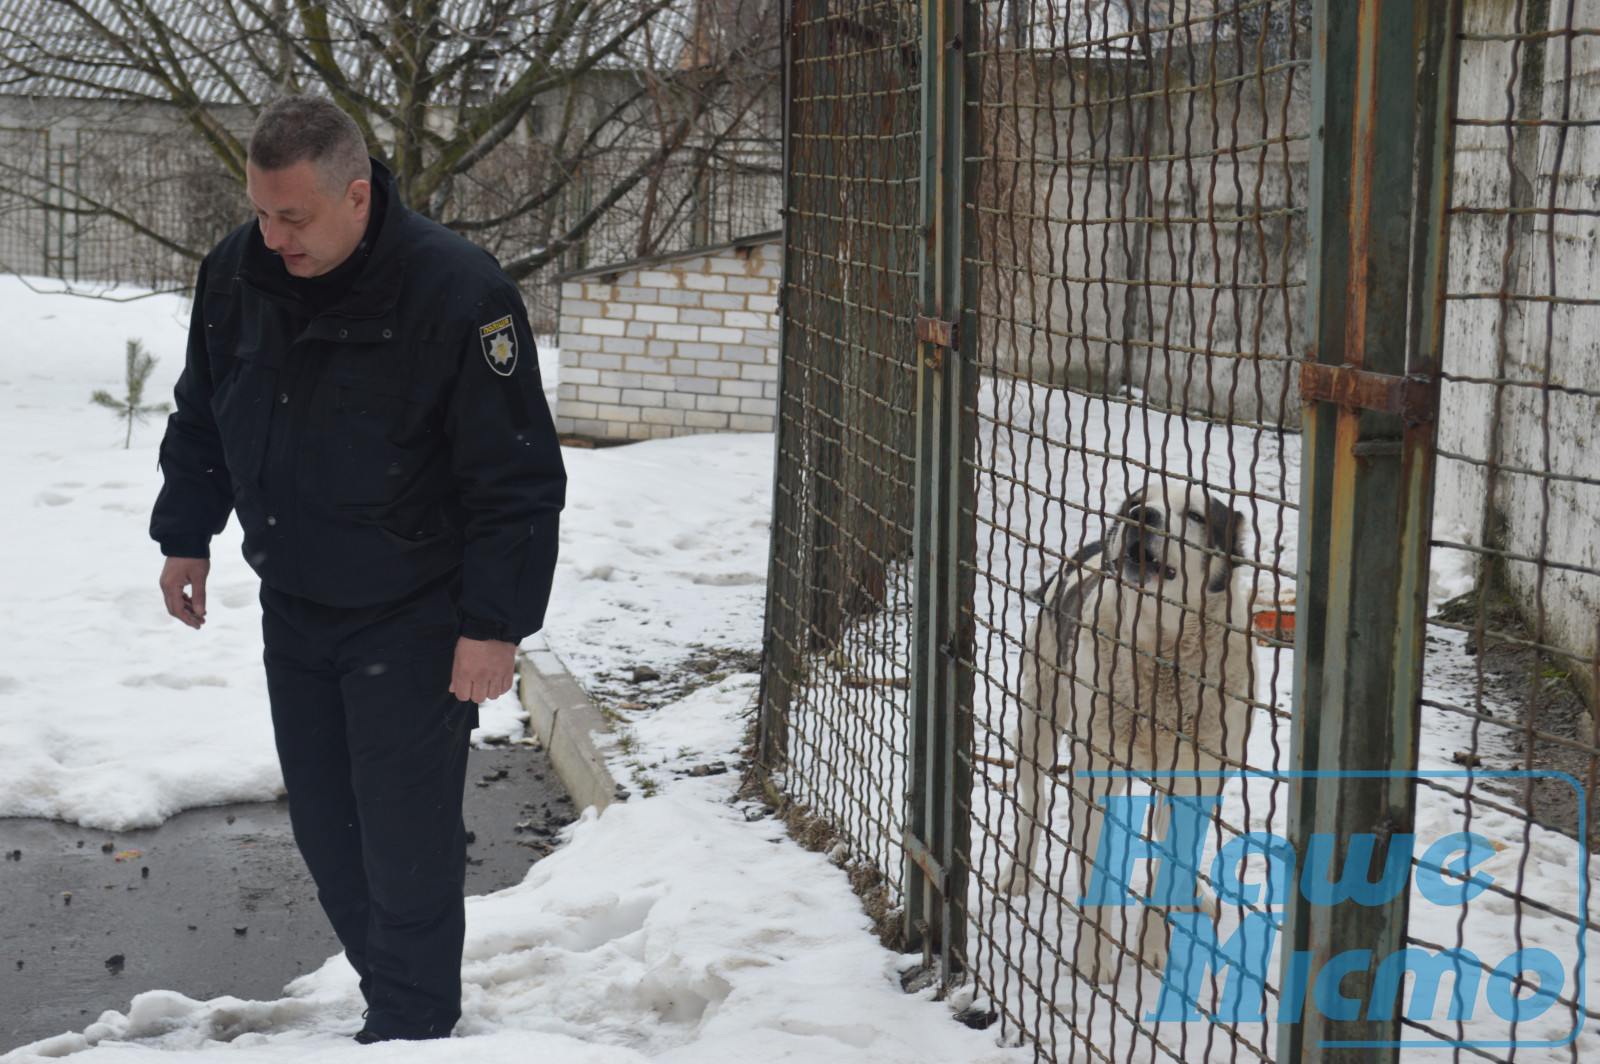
689, 572, 764, 586
122, 674, 229, 690
35, 492, 72, 506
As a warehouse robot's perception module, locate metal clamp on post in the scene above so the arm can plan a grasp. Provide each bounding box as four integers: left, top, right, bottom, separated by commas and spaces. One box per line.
1299, 363, 1439, 425
915, 315, 958, 371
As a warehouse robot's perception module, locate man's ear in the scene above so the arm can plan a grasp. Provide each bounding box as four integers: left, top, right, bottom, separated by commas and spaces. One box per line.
347, 178, 372, 220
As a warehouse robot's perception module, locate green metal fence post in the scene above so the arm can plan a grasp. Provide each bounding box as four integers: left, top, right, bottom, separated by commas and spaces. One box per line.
905, 0, 973, 978
1279, 1, 1460, 1060
757, 0, 801, 774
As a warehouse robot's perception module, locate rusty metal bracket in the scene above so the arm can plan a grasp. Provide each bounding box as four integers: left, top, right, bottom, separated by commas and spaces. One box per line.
915, 314, 959, 350
1299, 362, 1438, 424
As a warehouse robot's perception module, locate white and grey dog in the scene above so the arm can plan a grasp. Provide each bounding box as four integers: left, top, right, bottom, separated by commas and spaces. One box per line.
998, 477, 1255, 981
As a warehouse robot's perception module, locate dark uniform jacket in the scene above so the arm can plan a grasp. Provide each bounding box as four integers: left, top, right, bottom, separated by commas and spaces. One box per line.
150, 161, 566, 644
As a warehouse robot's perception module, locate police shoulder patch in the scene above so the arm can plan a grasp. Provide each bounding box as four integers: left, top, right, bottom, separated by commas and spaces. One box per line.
479, 315, 517, 376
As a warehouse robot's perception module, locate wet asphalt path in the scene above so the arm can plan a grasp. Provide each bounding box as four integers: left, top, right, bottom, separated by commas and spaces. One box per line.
0, 742, 573, 1052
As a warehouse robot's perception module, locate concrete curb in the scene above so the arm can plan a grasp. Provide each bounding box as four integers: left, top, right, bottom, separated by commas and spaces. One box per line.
516, 638, 622, 815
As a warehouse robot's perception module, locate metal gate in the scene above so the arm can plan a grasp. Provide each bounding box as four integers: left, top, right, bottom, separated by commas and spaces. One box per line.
759, 1, 1598, 1061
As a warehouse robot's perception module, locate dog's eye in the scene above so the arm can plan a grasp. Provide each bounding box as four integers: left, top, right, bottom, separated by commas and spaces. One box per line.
1187, 510, 1206, 524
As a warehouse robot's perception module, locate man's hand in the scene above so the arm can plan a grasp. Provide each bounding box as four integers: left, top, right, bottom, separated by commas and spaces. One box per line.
450, 636, 516, 704
159, 557, 211, 629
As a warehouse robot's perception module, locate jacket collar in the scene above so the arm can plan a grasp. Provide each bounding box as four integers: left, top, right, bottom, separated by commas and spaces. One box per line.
237, 157, 408, 323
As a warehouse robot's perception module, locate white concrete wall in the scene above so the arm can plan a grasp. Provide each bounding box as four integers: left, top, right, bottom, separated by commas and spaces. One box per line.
977, 57, 1310, 429
555, 240, 780, 440
1433, 0, 1600, 670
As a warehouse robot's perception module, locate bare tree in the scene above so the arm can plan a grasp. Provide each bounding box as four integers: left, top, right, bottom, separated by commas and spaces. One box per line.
0, 0, 780, 290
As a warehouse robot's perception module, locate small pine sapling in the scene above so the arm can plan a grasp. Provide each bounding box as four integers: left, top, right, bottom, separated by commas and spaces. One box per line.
91, 339, 171, 448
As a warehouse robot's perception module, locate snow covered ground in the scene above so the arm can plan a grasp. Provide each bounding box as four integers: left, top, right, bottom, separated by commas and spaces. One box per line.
0, 275, 1011, 1062
4, 680, 1020, 1064
0, 274, 769, 830
1, 273, 1595, 1061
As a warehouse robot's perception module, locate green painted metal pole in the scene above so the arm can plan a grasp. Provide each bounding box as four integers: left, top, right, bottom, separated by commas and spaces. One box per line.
756, 0, 801, 774
1278, 2, 1459, 1061
945, 0, 980, 986
906, 0, 973, 977
907, 0, 948, 962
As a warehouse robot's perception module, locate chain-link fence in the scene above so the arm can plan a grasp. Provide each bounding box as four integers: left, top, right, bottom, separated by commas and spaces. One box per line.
1409, 0, 1600, 1053
959, 2, 1306, 1058
760, 0, 923, 937
759, 2, 1597, 1061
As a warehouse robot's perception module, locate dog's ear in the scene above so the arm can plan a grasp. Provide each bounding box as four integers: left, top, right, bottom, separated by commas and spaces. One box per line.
1229, 509, 1247, 558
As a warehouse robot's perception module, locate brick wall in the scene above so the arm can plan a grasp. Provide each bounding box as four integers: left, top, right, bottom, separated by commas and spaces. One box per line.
555, 238, 780, 440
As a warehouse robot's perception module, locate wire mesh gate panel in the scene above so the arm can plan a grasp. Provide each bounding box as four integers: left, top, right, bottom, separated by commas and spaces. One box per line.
960, 2, 1306, 1059
761, 0, 923, 931
1284, 3, 1597, 1058
760, 1, 1599, 1061
1405, 0, 1600, 1055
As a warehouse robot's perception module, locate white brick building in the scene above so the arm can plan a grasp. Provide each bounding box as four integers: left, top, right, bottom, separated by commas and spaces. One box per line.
554, 231, 782, 440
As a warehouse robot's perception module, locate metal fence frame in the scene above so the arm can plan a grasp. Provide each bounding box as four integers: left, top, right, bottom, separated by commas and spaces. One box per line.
1281, 1, 1459, 1057
758, 1, 1597, 1061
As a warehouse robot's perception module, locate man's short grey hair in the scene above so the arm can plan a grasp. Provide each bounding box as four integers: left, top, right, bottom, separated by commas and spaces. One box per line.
248, 96, 371, 193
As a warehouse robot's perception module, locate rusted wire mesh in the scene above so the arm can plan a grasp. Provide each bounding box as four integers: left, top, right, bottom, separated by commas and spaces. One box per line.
1414, 1, 1600, 1055
760, 0, 923, 928
958, 2, 1307, 1058
761, 1, 1600, 1059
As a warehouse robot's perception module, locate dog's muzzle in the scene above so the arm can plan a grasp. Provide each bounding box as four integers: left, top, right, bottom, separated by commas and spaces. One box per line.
1124, 532, 1178, 584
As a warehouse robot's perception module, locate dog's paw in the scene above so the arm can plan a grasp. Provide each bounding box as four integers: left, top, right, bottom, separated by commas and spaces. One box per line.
1071, 922, 1120, 983
1136, 896, 1219, 973
996, 862, 1034, 895
1077, 948, 1113, 983
1136, 907, 1171, 971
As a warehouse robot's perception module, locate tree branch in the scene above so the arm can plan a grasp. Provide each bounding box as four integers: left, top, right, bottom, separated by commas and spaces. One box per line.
500, 77, 722, 279
441, 78, 655, 233
0, 161, 208, 263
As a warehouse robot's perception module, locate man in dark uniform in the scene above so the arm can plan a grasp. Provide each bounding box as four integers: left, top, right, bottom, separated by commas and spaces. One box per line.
150, 96, 566, 1042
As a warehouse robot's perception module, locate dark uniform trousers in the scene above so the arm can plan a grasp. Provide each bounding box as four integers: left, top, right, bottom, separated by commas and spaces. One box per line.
260, 572, 477, 1039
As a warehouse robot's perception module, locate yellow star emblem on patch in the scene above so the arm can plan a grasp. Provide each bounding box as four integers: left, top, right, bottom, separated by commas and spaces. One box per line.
490, 335, 513, 366
478, 315, 518, 377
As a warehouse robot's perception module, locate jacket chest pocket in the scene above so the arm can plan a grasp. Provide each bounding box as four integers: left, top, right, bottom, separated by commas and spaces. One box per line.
205, 298, 289, 490
301, 347, 448, 512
